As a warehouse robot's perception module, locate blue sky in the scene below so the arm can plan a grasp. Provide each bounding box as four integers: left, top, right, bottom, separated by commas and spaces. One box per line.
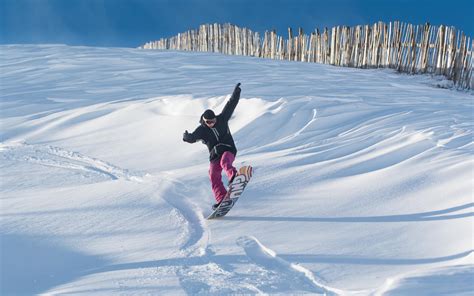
1, 0, 473, 47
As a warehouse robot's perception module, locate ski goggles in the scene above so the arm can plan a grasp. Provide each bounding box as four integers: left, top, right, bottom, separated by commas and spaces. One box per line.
204, 118, 217, 124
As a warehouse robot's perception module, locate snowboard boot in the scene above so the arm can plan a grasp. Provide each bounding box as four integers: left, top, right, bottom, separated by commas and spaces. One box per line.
212, 201, 222, 210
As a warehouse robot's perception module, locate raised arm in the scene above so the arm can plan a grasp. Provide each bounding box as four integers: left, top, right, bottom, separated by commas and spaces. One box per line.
220, 83, 241, 122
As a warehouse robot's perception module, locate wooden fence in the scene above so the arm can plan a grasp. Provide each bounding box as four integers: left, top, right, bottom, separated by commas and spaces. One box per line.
140, 22, 473, 89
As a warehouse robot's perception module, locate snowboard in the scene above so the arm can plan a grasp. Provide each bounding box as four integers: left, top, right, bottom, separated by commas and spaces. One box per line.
207, 165, 253, 219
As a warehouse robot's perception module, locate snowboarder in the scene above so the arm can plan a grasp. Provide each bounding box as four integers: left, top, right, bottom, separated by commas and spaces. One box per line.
183, 83, 242, 210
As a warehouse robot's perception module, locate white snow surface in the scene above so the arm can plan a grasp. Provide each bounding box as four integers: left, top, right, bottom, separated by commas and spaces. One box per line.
1, 44, 473, 295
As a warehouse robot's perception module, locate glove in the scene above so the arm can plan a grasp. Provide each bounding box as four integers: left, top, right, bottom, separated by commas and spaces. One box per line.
183, 130, 192, 142
233, 83, 241, 96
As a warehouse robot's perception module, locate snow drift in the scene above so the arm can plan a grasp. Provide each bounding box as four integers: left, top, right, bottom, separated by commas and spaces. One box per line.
0, 44, 472, 295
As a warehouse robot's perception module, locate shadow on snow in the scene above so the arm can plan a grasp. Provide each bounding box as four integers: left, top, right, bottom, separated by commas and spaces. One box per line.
0, 233, 110, 295
224, 202, 474, 223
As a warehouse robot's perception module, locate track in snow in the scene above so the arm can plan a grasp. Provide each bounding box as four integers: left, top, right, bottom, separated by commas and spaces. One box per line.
0, 142, 146, 183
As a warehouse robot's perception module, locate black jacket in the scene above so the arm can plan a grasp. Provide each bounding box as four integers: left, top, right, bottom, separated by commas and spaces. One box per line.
183, 84, 241, 161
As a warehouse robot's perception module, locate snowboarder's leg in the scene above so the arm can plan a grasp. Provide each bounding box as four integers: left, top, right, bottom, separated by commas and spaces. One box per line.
209, 159, 227, 203
220, 151, 237, 182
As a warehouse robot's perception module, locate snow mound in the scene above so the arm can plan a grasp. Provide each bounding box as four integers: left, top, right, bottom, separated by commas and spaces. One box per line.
376, 261, 474, 295
1, 45, 472, 295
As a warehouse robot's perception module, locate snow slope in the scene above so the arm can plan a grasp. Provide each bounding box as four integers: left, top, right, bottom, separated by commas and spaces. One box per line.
1, 44, 473, 295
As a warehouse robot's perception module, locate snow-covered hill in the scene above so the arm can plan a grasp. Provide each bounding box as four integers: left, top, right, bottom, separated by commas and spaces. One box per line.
1, 44, 472, 295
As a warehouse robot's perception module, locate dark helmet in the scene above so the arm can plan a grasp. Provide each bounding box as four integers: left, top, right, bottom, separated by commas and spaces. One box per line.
202, 109, 216, 119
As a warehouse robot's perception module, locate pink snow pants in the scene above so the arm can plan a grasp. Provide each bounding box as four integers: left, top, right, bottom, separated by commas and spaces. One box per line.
209, 151, 237, 203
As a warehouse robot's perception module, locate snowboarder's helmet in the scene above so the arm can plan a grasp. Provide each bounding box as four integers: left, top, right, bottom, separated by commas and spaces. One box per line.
203, 109, 216, 119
